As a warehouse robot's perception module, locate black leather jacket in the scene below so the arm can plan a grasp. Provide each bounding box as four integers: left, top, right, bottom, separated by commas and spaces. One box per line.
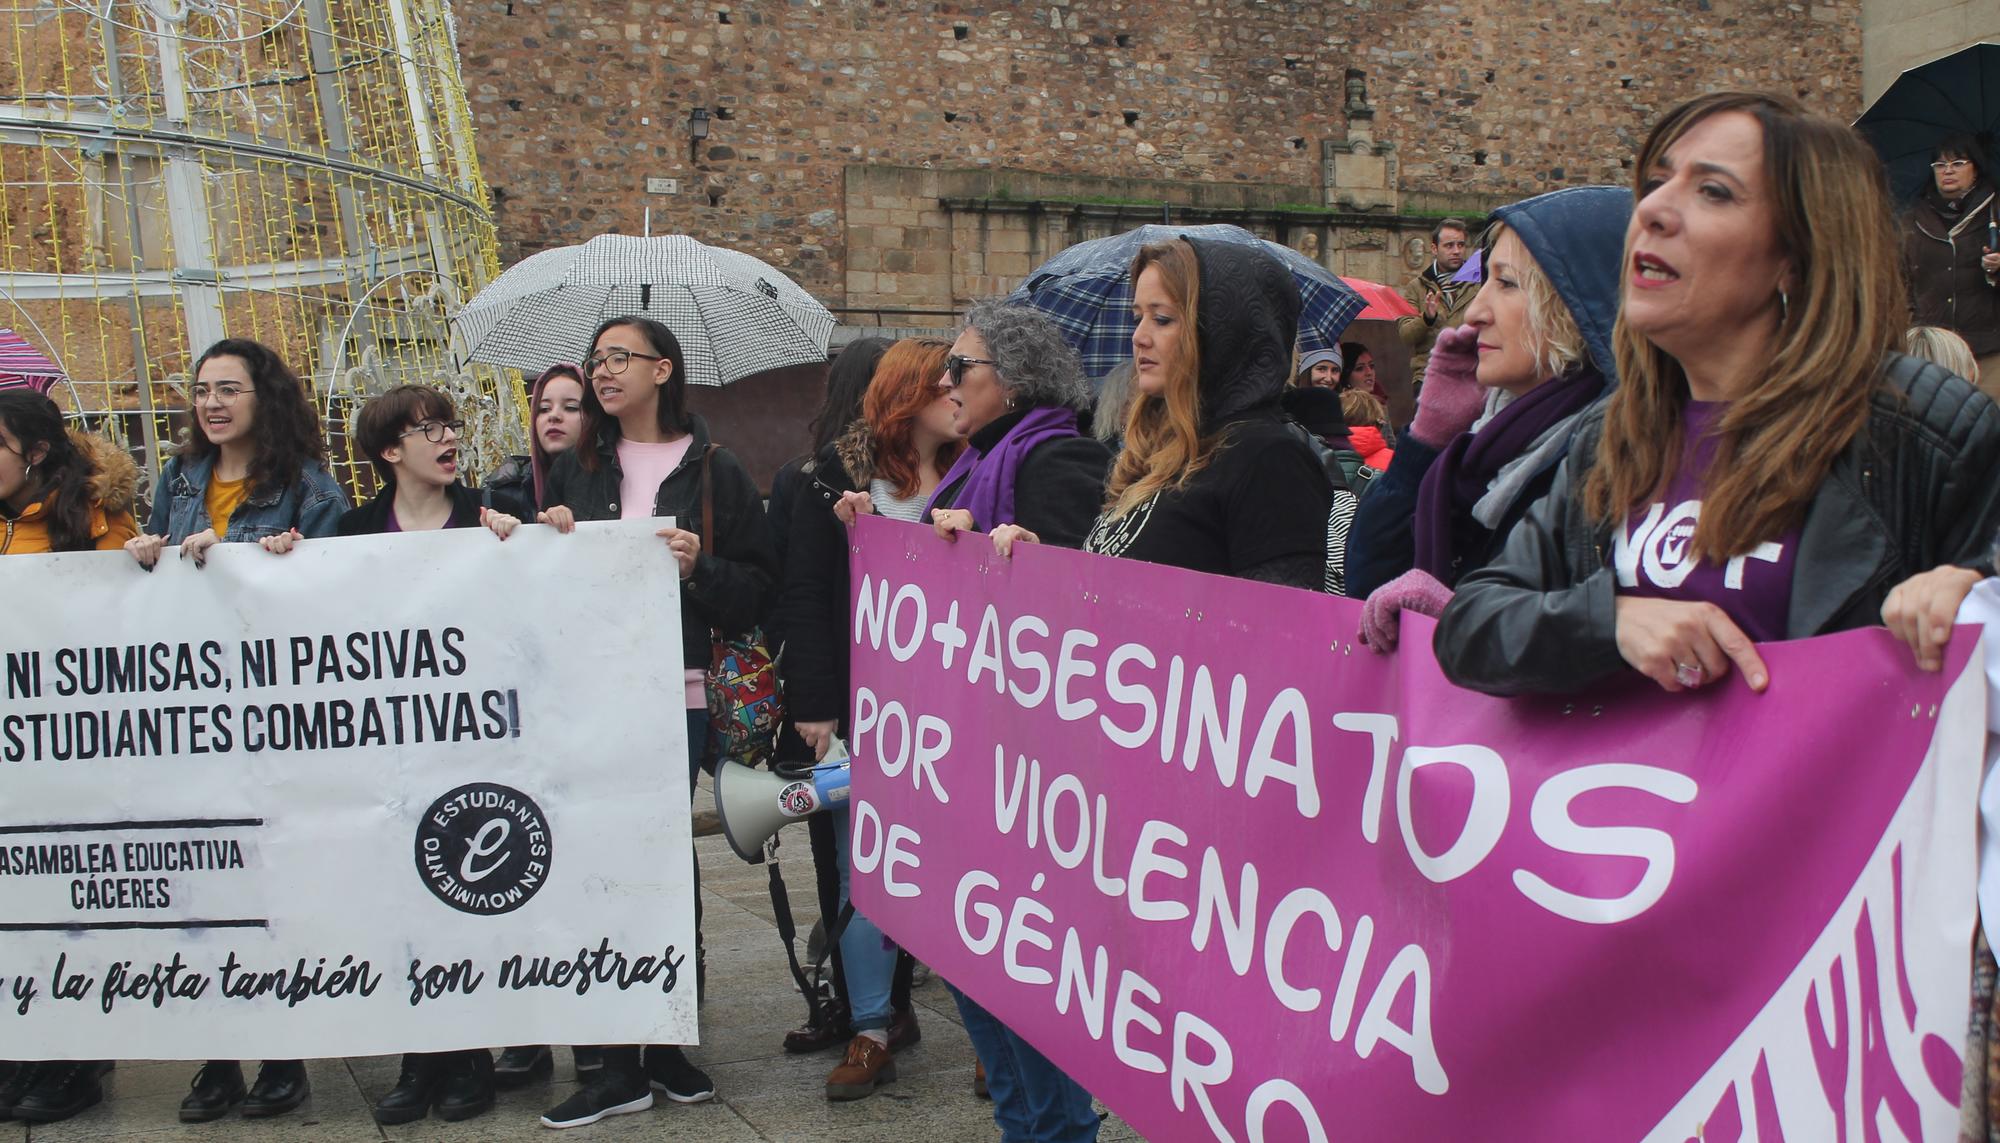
1435, 354, 2000, 696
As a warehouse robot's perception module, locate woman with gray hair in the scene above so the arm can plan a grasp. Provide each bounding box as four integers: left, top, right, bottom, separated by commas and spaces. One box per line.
924, 300, 1112, 548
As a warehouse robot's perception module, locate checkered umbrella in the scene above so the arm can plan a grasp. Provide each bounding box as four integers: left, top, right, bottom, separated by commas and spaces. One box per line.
455, 234, 837, 386
0, 328, 63, 394
1007, 224, 1365, 382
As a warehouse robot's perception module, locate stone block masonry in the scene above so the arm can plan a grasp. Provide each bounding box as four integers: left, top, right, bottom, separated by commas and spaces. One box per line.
459, 1, 1861, 309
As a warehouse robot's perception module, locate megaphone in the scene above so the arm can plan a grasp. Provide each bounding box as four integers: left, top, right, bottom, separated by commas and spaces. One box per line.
715, 743, 852, 863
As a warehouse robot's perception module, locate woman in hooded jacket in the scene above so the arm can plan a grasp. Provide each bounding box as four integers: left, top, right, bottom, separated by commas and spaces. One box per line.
0, 392, 134, 1124
0, 392, 137, 556
1344, 185, 1632, 649
1003, 237, 1333, 586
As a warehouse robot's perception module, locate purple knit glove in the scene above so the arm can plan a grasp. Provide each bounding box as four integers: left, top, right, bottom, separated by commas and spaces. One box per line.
1359, 568, 1455, 653
1407, 324, 1484, 448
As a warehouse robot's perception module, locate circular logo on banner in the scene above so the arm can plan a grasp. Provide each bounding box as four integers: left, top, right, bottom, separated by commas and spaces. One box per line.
414, 783, 552, 915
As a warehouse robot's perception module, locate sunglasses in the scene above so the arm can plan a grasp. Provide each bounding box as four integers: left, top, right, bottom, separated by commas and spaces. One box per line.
944, 354, 997, 388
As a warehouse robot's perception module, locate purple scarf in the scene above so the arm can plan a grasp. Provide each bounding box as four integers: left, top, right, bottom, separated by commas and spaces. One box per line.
924, 405, 1080, 531
1412, 367, 1605, 584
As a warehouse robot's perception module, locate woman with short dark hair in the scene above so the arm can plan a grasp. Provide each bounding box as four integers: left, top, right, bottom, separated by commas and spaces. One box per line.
1904, 132, 2000, 392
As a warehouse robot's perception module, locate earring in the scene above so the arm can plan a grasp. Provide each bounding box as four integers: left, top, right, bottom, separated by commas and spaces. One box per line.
1777, 288, 1790, 324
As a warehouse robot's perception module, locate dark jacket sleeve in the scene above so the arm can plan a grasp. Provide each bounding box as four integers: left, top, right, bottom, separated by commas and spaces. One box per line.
686, 447, 780, 639
1012, 436, 1113, 550
767, 455, 808, 576
543, 452, 576, 512
1919, 376, 2000, 576
775, 468, 850, 725
1343, 429, 1442, 598
1431, 457, 1627, 697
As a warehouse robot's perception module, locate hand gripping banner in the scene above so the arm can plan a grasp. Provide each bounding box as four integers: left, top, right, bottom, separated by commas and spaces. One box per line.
0, 521, 696, 1058
845, 516, 1984, 1142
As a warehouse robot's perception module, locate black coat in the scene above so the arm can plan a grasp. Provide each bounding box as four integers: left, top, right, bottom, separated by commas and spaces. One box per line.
482, 454, 537, 515
931, 408, 1113, 550
1434, 354, 2000, 696
543, 415, 778, 670
775, 434, 873, 729
336, 482, 489, 536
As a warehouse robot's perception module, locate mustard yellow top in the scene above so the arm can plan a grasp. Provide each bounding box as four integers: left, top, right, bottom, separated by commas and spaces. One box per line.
206, 475, 249, 538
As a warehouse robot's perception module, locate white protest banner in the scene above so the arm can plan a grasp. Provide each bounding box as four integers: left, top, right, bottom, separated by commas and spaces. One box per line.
0, 520, 694, 1059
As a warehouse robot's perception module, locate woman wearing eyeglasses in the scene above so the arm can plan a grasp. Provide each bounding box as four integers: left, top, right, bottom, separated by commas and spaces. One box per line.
534, 314, 777, 1129
927, 302, 1112, 549
329, 384, 515, 1124
126, 338, 348, 574
1904, 134, 2000, 394
124, 339, 348, 1124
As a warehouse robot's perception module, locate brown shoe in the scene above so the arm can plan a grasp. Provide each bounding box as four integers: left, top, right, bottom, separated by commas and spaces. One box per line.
973, 1059, 990, 1099
824, 1036, 897, 1101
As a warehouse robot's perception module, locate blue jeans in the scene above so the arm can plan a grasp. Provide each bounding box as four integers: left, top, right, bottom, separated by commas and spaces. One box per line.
832, 807, 899, 1031
948, 984, 1099, 1143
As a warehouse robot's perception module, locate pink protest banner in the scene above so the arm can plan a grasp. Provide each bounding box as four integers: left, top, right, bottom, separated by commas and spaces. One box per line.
844, 516, 1985, 1142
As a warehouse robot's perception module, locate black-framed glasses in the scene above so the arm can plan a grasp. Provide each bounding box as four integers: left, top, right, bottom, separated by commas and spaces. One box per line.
944, 354, 998, 388
399, 419, 465, 444
584, 348, 666, 376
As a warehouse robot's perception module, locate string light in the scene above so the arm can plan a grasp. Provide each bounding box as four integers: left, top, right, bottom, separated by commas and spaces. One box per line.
1, 0, 524, 501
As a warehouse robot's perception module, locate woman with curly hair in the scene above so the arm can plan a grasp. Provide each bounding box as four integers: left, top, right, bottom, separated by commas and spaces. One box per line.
125, 338, 348, 1123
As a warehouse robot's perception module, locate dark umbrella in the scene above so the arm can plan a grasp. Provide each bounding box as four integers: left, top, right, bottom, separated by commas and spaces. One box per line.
1856, 43, 2000, 202
1007, 223, 1365, 382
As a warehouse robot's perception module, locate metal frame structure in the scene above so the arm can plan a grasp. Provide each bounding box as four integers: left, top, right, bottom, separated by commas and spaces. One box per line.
1, 0, 523, 499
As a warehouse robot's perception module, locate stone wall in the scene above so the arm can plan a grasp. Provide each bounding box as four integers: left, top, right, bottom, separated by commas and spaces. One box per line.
1861, 0, 2000, 102
458, 0, 1864, 311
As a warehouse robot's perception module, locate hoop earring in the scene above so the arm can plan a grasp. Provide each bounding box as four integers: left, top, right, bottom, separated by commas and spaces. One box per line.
1777, 288, 1790, 324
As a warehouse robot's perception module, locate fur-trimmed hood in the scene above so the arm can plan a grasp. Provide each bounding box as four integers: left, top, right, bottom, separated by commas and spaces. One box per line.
75, 431, 140, 517
827, 418, 880, 487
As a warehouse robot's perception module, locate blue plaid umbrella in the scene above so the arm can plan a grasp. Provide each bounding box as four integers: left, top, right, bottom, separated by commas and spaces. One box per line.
1006, 224, 1365, 382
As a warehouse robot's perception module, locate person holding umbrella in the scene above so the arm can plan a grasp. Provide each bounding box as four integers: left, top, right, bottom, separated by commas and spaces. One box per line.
1903, 133, 2000, 393
535, 314, 777, 1129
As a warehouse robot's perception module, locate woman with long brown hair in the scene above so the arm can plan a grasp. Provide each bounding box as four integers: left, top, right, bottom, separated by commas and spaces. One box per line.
775, 337, 959, 1100
1434, 90, 2000, 697
1019, 236, 1331, 587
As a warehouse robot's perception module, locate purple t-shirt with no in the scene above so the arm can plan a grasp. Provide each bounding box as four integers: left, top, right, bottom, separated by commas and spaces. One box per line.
1613, 401, 1799, 642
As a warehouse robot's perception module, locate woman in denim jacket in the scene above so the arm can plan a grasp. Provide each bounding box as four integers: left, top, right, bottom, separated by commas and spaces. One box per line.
127, 338, 346, 570
124, 337, 346, 1123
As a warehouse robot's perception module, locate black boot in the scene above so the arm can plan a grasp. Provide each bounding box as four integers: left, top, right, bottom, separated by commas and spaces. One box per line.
371, 1054, 440, 1126
179, 1060, 246, 1123
12, 1061, 102, 1123
493, 1045, 553, 1089
242, 1059, 309, 1118
0, 1062, 40, 1122
435, 1050, 496, 1122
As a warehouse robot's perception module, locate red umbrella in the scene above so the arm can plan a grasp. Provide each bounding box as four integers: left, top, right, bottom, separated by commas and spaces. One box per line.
0, 329, 63, 394
1339, 277, 1418, 322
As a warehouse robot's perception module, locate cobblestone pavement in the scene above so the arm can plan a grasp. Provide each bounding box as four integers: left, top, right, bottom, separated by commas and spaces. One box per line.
5, 778, 1141, 1142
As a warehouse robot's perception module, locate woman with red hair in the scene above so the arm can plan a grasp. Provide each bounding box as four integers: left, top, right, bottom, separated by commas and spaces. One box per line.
774, 336, 962, 1101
